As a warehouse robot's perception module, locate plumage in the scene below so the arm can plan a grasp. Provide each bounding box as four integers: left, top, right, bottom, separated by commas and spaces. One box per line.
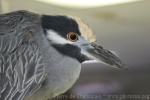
0, 11, 47, 100
0, 10, 82, 100
0, 10, 124, 100
71, 16, 96, 42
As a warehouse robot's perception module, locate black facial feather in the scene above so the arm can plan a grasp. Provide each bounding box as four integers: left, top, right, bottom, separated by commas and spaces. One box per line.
41, 15, 81, 38
52, 44, 89, 63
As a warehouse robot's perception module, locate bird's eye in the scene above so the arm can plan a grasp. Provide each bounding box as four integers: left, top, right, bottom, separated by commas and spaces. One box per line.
67, 32, 78, 42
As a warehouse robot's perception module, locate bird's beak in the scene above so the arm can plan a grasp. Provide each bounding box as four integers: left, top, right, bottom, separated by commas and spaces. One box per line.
81, 41, 124, 68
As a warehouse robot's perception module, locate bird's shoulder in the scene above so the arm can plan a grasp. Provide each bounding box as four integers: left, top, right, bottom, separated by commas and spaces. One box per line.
0, 10, 41, 54
0, 10, 47, 100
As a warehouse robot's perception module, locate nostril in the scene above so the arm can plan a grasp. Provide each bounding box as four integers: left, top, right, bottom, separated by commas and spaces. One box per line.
91, 42, 103, 49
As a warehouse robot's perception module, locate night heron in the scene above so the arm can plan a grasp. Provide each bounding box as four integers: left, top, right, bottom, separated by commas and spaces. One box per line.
0, 10, 124, 100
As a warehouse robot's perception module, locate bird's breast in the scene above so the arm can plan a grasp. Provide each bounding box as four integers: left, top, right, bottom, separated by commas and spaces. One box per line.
25, 46, 81, 100
46, 56, 81, 98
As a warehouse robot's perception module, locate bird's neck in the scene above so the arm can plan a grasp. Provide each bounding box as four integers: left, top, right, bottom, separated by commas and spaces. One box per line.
26, 41, 81, 99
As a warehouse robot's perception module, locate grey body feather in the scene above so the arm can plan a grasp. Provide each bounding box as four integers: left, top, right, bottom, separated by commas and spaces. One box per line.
0, 11, 46, 100
0, 11, 81, 100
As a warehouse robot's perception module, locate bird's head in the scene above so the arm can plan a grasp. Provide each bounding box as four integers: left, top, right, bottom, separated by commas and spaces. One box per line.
41, 15, 124, 68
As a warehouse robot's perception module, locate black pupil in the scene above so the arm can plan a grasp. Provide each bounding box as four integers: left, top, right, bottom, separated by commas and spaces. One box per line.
70, 34, 77, 40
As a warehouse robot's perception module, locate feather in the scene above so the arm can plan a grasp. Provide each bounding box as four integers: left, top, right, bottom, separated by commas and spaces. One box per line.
71, 16, 96, 42
0, 10, 46, 100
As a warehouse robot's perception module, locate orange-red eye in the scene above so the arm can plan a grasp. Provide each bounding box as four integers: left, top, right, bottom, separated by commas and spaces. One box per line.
67, 32, 78, 42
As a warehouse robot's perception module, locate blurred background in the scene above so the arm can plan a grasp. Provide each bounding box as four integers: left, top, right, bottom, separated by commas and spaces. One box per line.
0, 0, 150, 100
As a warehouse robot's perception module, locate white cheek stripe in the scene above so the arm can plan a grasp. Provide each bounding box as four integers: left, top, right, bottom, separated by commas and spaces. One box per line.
46, 30, 73, 44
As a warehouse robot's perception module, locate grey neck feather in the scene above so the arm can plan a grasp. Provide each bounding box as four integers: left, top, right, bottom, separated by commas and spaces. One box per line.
28, 28, 81, 99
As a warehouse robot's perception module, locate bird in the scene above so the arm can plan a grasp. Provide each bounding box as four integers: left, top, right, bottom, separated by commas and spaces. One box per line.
0, 10, 124, 100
